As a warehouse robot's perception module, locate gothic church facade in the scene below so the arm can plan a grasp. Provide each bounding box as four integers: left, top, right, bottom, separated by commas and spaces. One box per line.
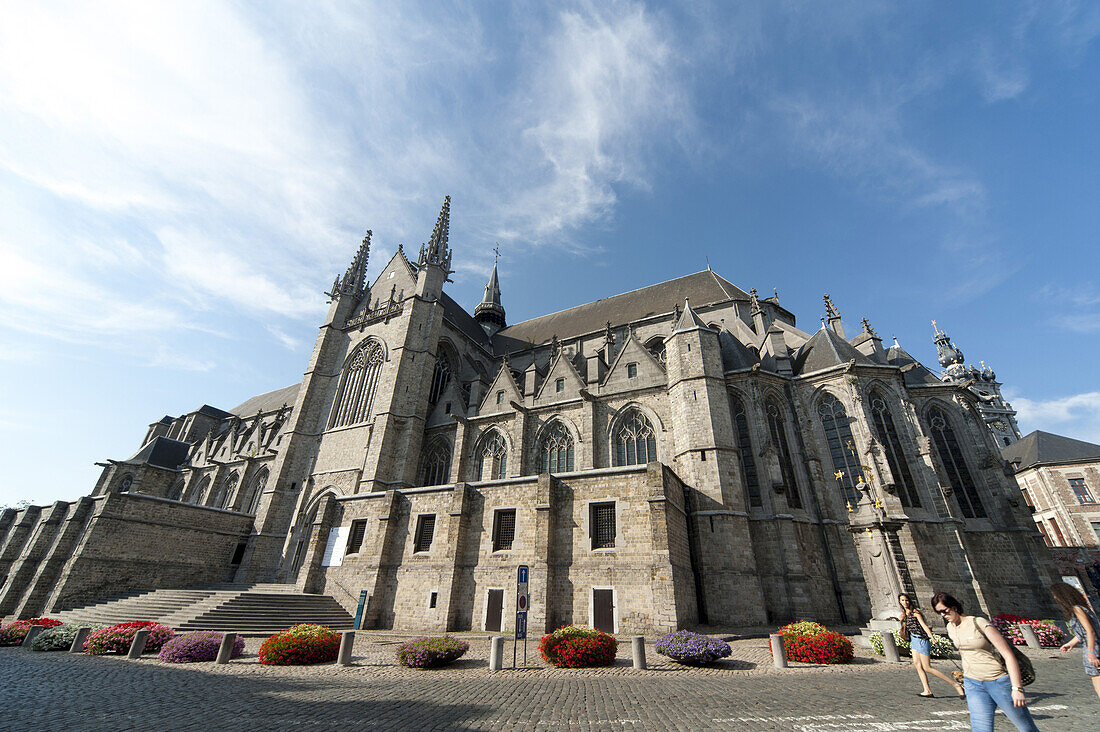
0, 198, 1057, 633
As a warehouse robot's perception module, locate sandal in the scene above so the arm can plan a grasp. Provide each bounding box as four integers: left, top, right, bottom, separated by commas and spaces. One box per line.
919, 692, 935, 698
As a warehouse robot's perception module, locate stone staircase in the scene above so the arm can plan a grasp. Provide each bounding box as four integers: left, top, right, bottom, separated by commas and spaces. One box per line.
54, 584, 354, 634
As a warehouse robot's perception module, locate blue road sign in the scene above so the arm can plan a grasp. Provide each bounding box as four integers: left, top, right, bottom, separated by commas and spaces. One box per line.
515, 611, 527, 640
518, 565, 529, 584
353, 590, 368, 630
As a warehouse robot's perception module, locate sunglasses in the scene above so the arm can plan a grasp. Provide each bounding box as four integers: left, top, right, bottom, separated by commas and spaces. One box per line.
935, 607, 953, 616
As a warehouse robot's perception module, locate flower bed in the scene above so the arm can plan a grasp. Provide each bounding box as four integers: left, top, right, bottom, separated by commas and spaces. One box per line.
84, 622, 174, 655
258, 624, 341, 665
396, 636, 470, 668
539, 625, 617, 668
654, 630, 732, 666
31, 623, 104, 652
776, 621, 853, 664
158, 631, 246, 663
0, 618, 63, 646
870, 629, 955, 659
990, 613, 1066, 647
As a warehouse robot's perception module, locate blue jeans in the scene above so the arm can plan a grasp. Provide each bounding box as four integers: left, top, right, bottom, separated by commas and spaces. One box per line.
963, 675, 1039, 732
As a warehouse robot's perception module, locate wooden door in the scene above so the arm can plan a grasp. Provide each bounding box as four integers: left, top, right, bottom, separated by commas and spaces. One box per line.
486, 589, 504, 632
593, 589, 615, 633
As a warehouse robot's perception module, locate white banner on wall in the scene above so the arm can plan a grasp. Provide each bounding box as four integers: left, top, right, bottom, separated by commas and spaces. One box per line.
321, 526, 349, 567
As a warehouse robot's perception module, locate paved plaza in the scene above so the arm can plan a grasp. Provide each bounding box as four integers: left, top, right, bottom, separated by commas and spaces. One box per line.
1, 636, 1096, 730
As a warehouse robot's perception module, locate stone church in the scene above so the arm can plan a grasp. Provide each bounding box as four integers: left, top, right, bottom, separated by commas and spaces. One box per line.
0, 198, 1057, 633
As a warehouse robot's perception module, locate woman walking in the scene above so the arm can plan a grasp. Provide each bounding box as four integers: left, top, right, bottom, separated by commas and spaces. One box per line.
1052, 581, 1100, 700
898, 593, 965, 698
931, 592, 1039, 732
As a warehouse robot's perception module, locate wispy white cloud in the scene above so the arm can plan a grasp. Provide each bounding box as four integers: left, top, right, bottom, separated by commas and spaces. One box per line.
1009, 389, 1100, 444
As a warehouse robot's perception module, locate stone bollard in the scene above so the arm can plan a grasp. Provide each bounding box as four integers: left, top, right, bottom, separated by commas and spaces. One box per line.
631, 636, 647, 670
69, 627, 91, 654
215, 633, 238, 664
488, 635, 505, 672
1020, 624, 1041, 649
337, 631, 355, 666
769, 633, 787, 668
21, 626, 44, 648
880, 631, 901, 663
126, 629, 150, 659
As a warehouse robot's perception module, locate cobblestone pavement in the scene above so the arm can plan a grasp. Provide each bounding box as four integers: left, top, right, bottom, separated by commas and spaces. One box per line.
2, 638, 1096, 730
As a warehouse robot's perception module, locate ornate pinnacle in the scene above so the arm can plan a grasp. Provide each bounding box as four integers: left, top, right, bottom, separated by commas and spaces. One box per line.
823, 293, 840, 319
749, 287, 762, 313
604, 321, 615, 346
861, 317, 877, 338
420, 195, 452, 269
339, 230, 371, 299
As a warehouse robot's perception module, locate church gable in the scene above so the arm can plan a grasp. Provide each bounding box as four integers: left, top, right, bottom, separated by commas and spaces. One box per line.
534, 350, 586, 405
366, 251, 417, 309
478, 362, 524, 415
602, 334, 666, 394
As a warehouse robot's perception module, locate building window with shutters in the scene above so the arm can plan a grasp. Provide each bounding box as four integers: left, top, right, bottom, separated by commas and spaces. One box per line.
492, 509, 516, 551
1070, 478, 1094, 504
590, 501, 616, 550
927, 407, 986, 519
413, 514, 436, 553
345, 519, 368, 555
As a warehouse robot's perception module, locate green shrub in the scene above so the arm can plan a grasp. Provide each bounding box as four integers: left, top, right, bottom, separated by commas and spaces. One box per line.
869, 629, 955, 659
31, 624, 104, 652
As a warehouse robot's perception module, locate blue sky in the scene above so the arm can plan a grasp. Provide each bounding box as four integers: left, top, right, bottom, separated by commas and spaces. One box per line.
2, 1, 1099, 506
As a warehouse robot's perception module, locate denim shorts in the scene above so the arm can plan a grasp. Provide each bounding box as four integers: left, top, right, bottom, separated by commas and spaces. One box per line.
909, 634, 931, 657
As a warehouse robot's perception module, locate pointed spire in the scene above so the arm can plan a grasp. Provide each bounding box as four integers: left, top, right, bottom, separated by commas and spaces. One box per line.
749, 288, 762, 314
674, 298, 709, 331
418, 196, 453, 272
603, 321, 615, 347
336, 230, 371, 300
860, 317, 878, 339
474, 253, 506, 336
823, 293, 845, 338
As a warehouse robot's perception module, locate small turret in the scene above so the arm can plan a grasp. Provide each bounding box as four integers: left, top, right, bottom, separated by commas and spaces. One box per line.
474, 260, 506, 336
932, 320, 965, 372
415, 196, 454, 299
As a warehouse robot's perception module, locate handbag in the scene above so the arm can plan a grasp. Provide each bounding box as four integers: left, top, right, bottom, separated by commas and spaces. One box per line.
899, 616, 911, 643
975, 618, 1035, 687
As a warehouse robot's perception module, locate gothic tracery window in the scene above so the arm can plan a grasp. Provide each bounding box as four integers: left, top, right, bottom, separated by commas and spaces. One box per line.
421, 439, 452, 486
428, 351, 452, 406
243, 468, 268, 514
645, 337, 666, 365
613, 409, 657, 466
477, 430, 508, 480
216, 473, 239, 510
540, 421, 575, 473
729, 395, 762, 508
818, 394, 865, 506
330, 340, 385, 429
766, 400, 803, 509
928, 406, 986, 519
870, 394, 921, 508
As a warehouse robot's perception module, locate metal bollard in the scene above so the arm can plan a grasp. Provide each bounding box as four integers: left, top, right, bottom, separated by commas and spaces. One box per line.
126, 628, 150, 659
215, 632, 238, 664
337, 631, 355, 666
69, 627, 91, 653
21, 626, 44, 648
769, 633, 787, 668
631, 636, 647, 670
1020, 624, 1040, 649
880, 631, 901, 663
488, 635, 505, 671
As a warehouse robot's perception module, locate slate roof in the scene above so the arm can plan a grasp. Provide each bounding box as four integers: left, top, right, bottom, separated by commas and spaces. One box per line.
1002, 430, 1100, 470
442, 291, 491, 347
719, 330, 760, 371
230, 384, 300, 416
792, 327, 871, 374
492, 270, 748, 350
197, 405, 233, 419
127, 436, 190, 470
886, 343, 943, 387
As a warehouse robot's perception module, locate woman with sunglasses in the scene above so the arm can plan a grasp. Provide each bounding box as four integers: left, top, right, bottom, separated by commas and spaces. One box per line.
898, 593, 965, 698
931, 592, 1039, 732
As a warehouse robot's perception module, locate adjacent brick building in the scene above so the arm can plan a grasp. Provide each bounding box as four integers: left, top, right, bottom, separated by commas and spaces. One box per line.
0, 197, 1059, 632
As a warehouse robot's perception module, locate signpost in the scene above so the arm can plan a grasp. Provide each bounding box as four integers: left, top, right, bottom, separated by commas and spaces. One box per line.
353, 590, 369, 630
515, 565, 529, 668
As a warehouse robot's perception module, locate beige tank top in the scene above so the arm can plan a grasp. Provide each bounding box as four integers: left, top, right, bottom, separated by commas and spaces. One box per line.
947, 615, 1005, 681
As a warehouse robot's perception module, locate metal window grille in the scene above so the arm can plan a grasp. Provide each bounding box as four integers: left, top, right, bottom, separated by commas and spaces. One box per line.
414, 514, 436, 553
493, 509, 516, 551
346, 520, 368, 554
591, 502, 616, 549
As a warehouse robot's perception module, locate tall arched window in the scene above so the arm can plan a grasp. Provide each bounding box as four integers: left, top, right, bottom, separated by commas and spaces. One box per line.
928, 407, 986, 518
217, 473, 239, 510
192, 476, 212, 505
168, 478, 185, 501
476, 430, 508, 480
540, 422, 575, 473
242, 467, 268, 515
428, 350, 452, 406
420, 439, 452, 486
818, 394, 865, 506
870, 394, 921, 508
330, 340, 385, 428
766, 400, 803, 509
729, 395, 762, 507
613, 409, 657, 466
